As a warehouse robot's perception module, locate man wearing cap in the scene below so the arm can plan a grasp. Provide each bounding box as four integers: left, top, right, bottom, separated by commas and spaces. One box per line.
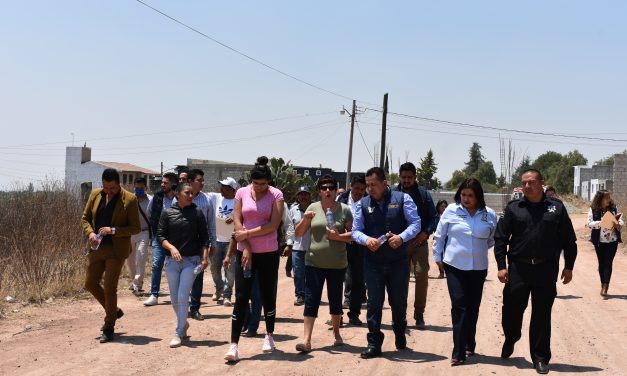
286, 186, 313, 306
207, 177, 239, 306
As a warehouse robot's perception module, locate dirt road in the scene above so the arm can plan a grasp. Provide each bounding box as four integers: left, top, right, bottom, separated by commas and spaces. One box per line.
1, 213, 625, 375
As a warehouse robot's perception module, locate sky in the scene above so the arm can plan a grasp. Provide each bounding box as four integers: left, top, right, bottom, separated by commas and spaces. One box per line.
1, 1, 626, 189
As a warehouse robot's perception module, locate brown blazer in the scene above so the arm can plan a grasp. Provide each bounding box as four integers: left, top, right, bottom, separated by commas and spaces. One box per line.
81, 187, 141, 259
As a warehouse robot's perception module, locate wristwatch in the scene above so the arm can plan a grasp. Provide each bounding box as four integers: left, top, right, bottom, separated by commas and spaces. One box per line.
111, 227, 116, 235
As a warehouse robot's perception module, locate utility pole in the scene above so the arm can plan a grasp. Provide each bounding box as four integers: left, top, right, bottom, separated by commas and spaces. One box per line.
345, 99, 356, 190
160, 162, 163, 175
379, 93, 388, 169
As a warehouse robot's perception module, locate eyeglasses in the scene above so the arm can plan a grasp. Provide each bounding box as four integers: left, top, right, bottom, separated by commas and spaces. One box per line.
319, 185, 336, 191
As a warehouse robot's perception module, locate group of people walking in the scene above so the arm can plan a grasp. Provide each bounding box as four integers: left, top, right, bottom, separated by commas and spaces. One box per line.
80, 158, 622, 374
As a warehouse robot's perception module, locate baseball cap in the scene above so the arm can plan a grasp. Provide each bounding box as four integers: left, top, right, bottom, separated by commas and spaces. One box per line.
297, 186, 311, 194
218, 177, 239, 190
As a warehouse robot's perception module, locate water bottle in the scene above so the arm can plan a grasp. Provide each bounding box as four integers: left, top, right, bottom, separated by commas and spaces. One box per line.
193, 263, 203, 275
243, 265, 252, 279
90, 234, 103, 251
377, 234, 388, 245
325, 208, 335, 230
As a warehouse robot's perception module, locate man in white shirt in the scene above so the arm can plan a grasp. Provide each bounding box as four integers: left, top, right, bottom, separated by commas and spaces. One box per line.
207, 177, 239, 306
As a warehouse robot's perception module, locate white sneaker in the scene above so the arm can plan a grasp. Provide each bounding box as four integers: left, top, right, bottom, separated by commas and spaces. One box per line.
143, 295, 158, 306
169, 336, 182, 348
223, 297, 232, 307
212, 292, 222, 301
224, 344, 239, 362
262, 334, 275, 353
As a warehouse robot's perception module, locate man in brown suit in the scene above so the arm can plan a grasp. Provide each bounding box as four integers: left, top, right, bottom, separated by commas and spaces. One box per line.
81, 168, 141, 343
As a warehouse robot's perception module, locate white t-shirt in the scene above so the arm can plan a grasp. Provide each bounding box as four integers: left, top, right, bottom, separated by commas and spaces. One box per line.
215, 195, 235, 242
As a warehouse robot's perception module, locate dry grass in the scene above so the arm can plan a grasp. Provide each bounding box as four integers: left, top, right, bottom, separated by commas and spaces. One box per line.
0, 180, 86, 305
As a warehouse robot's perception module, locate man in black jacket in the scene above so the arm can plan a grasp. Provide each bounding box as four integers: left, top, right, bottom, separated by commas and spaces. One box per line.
494, 169, 577, 375
337, 175, 368, 325
143, 172, 177, 306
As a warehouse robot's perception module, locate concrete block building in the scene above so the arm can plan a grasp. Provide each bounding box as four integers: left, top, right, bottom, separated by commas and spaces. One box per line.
573, 153, 627, 208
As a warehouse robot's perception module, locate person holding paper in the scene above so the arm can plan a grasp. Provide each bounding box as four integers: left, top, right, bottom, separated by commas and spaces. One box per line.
587, 190, 623, 298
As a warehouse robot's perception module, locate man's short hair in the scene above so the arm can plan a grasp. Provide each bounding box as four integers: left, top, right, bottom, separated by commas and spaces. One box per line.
365, 167, 386, 181
134, 177, 147, 185
102, 168, 120, 183
522, 168, 543, 181
399, 162, 417, 175
351, 174, 366, 185
162, 172, 178, 183
187, 168, 204, 182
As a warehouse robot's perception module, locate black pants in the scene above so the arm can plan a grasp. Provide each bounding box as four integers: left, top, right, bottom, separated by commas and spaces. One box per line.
444, 264, 487, 361
344, 243, 365, 318
594, 242, 618, 284
304, 266, 346, 317
364, 257, 409, 350
502, 262, 557, 364
231, 251, 280, 343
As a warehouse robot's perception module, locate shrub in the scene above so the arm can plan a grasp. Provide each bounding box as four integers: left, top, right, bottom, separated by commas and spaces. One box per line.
0, 180, 86, 303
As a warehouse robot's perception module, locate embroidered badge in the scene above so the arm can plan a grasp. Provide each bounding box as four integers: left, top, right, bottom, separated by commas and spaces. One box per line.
547, 205, 557, 213
388, 204, 400, 209
481, 212, 488, 222
367, 206, 375, 214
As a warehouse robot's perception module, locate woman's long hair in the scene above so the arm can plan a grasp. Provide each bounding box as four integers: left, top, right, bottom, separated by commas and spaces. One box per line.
590, 190, 614, 214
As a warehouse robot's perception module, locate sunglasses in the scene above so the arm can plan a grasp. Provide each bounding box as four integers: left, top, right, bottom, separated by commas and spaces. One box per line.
319, 185, 336, 191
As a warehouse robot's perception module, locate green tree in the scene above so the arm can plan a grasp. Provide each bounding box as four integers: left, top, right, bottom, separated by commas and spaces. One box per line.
533, 151, 563, 174
545, 150, 587, 194
388, 172, 400, 186
472, 161, 497, 185
416, 149, 440, 190
463, 143, 485, 175
511, 155, 532, 187
445, 170, 467, 190
237, 157, 314, 203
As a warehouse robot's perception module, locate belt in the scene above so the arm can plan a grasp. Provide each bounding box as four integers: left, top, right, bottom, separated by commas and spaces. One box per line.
513, 257, 547, 265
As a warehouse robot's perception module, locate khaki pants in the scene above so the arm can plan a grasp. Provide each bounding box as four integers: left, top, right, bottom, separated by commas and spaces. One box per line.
407, 240, 430, 316
126, 230, 151, 289
84, 244, 126, 329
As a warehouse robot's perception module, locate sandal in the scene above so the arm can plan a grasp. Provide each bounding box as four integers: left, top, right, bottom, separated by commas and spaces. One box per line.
296, 343, 312, 353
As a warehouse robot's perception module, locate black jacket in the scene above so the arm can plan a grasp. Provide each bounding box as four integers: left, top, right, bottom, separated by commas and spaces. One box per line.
494, 195, 577, 271
157, 203, 209, 257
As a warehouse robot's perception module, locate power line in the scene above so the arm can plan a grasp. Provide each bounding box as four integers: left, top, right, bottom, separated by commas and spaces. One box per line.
355, 123, 374, 163
364, 107, 627, 143
133, 0, 371, 104
0, 111, 337, 150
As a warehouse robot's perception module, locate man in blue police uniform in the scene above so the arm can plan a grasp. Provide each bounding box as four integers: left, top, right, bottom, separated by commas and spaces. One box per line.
352, 167, 421, 359
495, 169, 577, 374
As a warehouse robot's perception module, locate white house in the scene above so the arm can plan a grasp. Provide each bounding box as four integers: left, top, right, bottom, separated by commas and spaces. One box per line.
65, 146, 159, 198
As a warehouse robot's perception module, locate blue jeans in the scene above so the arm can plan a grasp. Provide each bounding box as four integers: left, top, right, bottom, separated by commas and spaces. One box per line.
246, 273, 262, 333
165, 255, 200, 337
364, 257, 409, 350
210, 241, 236, 299
150, 239, 167, 297
292, 250, 306, 299
444, 264, 487, 361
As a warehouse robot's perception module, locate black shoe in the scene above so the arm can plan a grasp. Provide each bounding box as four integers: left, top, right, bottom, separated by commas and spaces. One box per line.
189, 310, 204, 321
243, 330, 258, 338
294, 296, 304, 306
395, 335, 407, 350
99, 328, 114, 343
501, 340, 515, 359
415, 313, 425, 330
348, 316, 363, 326
116, 308, 124, 319
360, 347, 382, 359
534, 361, 549, 374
